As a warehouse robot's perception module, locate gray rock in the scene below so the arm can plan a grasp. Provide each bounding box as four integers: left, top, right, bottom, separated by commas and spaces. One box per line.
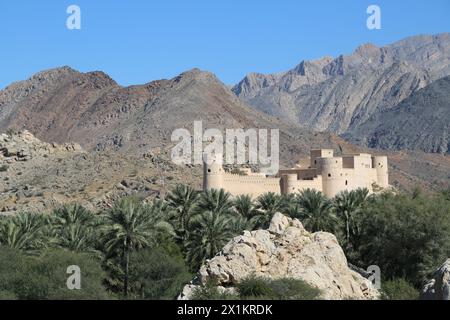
179, 213, 380, 300
421, 259, 450, 300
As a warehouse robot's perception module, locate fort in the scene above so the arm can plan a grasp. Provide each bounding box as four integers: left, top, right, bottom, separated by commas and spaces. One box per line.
203, 149, 389, 198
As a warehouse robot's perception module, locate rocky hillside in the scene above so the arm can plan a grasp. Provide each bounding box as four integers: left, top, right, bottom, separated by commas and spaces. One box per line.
343, 76, 450, 154
233, 33, 450, 141
0, 66, 345, 158
0, 66, 449, 215
180, 213, 379, 300
1, 129, 449, 215
0, 130, 201, 215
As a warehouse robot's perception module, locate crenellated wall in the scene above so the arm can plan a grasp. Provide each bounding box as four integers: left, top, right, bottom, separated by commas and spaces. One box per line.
222, 172, 281, 197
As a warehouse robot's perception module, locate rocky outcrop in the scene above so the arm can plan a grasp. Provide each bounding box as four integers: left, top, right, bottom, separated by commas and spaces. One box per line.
179, 212, 380, 300
421, 259, 450, 300
0, 130, 82, 163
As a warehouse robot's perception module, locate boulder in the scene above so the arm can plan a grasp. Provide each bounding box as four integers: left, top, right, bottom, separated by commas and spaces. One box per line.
421, 259, 450, 300
0, 130, 83, 163
179, 213, 379, 300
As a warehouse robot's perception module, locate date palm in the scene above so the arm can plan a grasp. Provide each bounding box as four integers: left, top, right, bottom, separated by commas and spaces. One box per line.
166, 184, 199, 242
186, 210, 234, 269
254, 192, 287, 228
233, 195, 257, 219
50, 204, 98, 252
296, 189, 335, 232
0, 212, 48, 251
197, 189, 233, 214
100, 197, 173, 297
333, 188, 370, 245
232, 195, 259, 230
333, 190, 358, 243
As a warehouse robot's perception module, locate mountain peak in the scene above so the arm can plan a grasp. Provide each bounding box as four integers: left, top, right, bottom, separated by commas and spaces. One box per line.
354, 43, 379, 55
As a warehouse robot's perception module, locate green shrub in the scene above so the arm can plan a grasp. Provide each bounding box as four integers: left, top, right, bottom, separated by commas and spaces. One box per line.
0, 246, 111, 300
190, 281, 238, 300
269, 278, 322, 300
381, 278, 419, 300
129, 247, 192, 299
237, 276, 275, 298
237, 276, 321, 300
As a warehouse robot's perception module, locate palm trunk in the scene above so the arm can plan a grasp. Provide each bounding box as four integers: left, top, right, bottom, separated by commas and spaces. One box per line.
345, 213, 350, 244
124, 245, 130, 298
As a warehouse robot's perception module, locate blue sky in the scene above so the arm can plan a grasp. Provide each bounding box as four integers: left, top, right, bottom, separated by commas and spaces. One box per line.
0, 0, 449, 88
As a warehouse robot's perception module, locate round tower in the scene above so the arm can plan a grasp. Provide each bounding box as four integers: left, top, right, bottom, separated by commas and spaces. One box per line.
282, 173, 298, 194
320, 157, 344, 198
203, 153, 224, 191
373, 156, 388, 188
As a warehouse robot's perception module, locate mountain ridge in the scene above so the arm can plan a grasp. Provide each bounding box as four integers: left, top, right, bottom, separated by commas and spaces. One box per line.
343, 75, 450, 154
232, 33, 450, 141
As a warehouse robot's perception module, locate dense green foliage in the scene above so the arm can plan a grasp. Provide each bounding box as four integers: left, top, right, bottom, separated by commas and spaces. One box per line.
381, 278, 419, 300
0, 184, 449, 300
0, 247, 109, 299
343, 191, 450, 287
128, 248, 191, 299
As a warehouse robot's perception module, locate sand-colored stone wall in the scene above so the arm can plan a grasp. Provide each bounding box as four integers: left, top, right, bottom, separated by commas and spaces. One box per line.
222, 172, 281, 197
203, 149, 389, 198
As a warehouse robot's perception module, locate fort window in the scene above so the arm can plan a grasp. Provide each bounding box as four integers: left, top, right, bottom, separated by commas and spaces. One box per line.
314, 160, 317, 164
207, 169, 211, 173
328, 173, 331, 177
345, 180, 348, 186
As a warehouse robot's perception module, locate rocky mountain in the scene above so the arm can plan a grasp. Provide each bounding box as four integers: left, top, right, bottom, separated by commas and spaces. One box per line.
232, 33, 450, 139
0, 66, 449, 215
180, 212, 380, 300
0, 66, 342, 157
0, 67, 347, 214
343, 76, 450, 154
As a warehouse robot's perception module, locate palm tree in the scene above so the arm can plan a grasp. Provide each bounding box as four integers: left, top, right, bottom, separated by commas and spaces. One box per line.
353, 188, 370, 205
166, 184, 199, 242
333, 190, 357, 243
197, 189, 233, 214
186, 210, 234, 268
296, 189, 335, 232
233, 195, 257, 219
333, 188, 370, 246
0, 212, 48, 251
232, 195, 259, 231
254, 192, 287, 228
184, 189, 236, 269
100, 197, 173, 297
50, 204, 98, 252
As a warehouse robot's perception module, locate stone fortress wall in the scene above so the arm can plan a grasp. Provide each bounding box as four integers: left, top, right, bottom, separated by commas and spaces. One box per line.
203, 149, 389, 198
